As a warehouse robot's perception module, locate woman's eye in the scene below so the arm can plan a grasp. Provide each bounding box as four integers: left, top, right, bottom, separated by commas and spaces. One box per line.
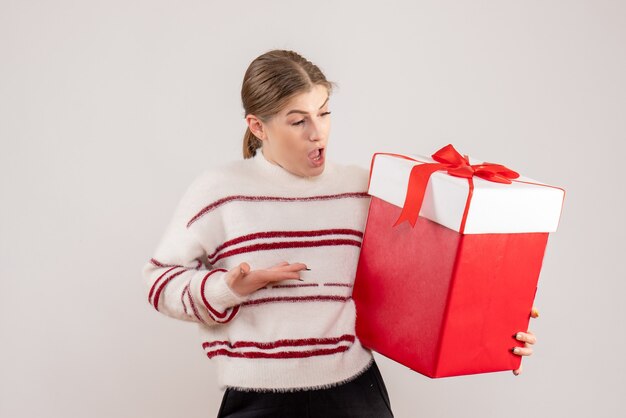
291, 111, 331, 127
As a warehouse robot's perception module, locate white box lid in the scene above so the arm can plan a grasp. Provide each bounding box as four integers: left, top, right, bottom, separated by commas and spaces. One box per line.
367, 152, 565, 234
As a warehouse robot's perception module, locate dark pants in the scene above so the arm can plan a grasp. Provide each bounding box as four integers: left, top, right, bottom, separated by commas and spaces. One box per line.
216, 360, 394, 417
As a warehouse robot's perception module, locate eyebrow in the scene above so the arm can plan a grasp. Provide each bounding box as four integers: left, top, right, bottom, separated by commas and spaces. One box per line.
285, 96, 329, 116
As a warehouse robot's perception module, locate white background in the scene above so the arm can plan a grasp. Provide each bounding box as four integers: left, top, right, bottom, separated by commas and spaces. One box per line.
1, 1, 623, 417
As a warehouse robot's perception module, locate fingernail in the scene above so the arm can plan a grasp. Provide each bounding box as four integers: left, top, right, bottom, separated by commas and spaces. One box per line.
305, 268, 311, 271
297, 278, 304, 281
515, 333, 522, 340
513, 370, 519, 376
512, 347, 520, 354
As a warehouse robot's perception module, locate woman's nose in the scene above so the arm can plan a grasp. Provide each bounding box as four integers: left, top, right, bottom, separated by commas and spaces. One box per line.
307, 120, 323, 141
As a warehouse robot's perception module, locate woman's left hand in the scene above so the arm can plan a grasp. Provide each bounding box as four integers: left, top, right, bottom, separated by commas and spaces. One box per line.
511, 306, 539, 376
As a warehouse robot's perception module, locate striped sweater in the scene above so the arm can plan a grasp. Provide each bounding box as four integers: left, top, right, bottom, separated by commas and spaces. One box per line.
142, 148, 375, 392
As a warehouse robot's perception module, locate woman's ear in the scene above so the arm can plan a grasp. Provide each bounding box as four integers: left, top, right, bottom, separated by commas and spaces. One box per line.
246, 114, 267, 141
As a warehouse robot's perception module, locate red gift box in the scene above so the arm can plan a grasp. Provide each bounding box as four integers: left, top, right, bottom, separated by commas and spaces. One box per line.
353, 144, 565, 378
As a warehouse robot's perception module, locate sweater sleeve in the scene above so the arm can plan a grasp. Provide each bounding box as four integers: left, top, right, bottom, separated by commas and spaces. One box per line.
141, 173, 250, 326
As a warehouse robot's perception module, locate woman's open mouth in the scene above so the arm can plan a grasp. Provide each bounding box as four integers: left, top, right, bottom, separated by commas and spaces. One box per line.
308, 147, 325, 167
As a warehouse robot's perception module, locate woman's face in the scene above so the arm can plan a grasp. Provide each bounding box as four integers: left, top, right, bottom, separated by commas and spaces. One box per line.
247, 84, 331, 178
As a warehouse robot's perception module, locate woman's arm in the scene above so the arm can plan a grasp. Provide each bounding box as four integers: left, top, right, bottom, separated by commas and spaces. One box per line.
141, 175, 249, 326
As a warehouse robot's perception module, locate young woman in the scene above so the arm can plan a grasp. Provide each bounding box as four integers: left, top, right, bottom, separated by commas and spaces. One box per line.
143, 49, 537, 418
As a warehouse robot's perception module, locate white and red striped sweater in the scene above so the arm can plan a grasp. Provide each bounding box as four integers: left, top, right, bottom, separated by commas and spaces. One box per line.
142, 148, 375, 392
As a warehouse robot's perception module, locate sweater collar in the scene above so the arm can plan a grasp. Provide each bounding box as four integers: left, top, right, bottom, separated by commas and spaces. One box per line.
250, 147, 334, 188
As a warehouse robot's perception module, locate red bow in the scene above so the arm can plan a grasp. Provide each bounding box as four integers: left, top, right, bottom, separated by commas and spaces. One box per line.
393, 144, 520, 228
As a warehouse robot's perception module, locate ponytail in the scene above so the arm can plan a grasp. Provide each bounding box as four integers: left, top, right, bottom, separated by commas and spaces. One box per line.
242, 126, 262, 159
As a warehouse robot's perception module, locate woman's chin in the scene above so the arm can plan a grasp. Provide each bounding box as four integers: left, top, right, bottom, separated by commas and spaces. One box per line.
307, 162, 325, 174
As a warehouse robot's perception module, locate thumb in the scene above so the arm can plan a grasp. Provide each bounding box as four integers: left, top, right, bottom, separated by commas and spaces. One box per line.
227, 262, 249, 288
238, 262, 251, 276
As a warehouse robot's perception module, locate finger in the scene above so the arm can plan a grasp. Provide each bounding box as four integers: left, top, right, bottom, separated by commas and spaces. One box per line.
270, 271, 303, 282
270, 261, 290, 268
513, 363, 523, 376
515, 331, 537, 345
254, 269, 302, 283
272, 262, 308, 272
531, 307, 540, 318
511, 345, 533, 356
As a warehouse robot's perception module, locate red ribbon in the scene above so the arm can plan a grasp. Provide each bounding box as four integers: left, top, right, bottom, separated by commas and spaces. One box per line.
370, 144, 520, 230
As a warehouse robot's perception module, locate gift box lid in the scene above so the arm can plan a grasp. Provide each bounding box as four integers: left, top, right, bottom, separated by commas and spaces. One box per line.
367, 152, 566, 234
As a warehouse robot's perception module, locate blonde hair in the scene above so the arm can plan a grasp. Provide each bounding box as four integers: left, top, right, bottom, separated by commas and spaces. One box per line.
241, 50, 337, 159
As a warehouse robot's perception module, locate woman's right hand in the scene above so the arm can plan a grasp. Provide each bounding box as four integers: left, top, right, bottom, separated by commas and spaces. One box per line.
224, 261, 308, 298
